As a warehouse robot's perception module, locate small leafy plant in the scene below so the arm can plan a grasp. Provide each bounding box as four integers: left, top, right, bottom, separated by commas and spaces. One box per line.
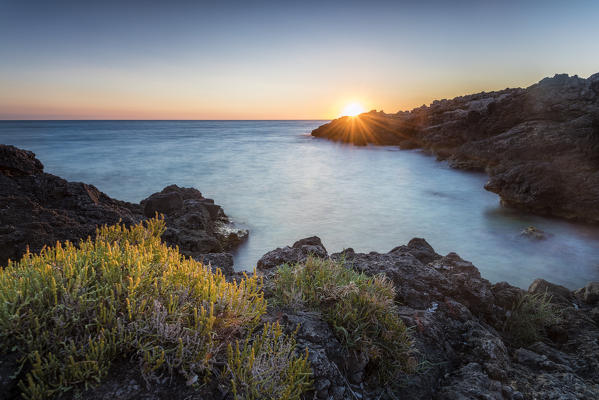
272, 256, 415, 382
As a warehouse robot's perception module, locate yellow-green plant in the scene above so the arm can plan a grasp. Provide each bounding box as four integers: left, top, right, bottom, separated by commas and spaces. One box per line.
226, 322, 312, 400
272, 256, 415, 382
0, 218, 269, 399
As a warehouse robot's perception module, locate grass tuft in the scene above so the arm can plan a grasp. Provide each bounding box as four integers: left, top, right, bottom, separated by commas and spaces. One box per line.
503, 291, 562, 346
0, 218, 310, 399
272, 256, 415, 382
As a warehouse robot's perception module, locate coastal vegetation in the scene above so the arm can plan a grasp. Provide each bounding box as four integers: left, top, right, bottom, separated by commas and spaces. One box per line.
272, 256, 415, 382
503, 291, 562, 346
0, 218, 310, 399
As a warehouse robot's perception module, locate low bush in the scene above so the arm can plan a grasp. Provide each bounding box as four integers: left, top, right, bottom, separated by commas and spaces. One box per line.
503, 291, 562, 346
226, 322, 312, 400
0, 218, 311, 399
272, 256, 415, 382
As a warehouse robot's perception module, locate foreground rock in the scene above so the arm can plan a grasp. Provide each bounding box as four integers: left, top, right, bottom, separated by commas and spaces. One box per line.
0, 144, 247, 268
258, 237, 599, 399
312, 73, 599, 222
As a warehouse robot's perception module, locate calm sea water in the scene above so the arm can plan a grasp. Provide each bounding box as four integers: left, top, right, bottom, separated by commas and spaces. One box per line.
1, 120, 598, 289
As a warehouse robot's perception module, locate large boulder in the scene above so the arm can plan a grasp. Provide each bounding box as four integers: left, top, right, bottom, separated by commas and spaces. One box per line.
140, 184, 248, 257
257, 236, 327, 272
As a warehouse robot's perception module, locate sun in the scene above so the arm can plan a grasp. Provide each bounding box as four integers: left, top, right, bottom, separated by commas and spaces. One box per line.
339, 102, 365, 117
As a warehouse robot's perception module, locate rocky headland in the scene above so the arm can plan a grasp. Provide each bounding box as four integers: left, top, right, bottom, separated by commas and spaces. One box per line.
312, 73, 599, 223
0, 144, 247, 272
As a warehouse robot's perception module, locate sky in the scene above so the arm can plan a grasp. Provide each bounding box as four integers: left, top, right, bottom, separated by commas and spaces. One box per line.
1, 0, 598, 120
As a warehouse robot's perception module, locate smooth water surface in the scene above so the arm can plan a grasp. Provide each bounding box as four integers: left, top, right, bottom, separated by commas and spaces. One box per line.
1, 120, 598, 289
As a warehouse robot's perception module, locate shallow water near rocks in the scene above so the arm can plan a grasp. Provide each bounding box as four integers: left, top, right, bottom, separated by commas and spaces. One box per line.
1, 120, 598, 289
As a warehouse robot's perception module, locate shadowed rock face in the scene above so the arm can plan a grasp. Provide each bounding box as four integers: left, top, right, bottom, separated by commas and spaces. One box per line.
0, 145, 247, 268
312, 73, 599, 222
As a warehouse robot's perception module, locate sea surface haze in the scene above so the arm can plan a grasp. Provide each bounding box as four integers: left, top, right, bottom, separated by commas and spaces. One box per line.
1, 120, 598, 289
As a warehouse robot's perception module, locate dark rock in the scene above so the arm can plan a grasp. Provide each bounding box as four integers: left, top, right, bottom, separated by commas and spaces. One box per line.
528, 278, 574, 305
276, 310, 350, 400
312, 72, 599, 223
141, 184, 248, 256
389, 237, 440, 264
196, 252, 235, 276
256, 236, 328, 272
575, 282, 599, 305
519, 226, 550, 240
0, 145, 44, 176
398, 139, 418, 149
142, 191, 183, 217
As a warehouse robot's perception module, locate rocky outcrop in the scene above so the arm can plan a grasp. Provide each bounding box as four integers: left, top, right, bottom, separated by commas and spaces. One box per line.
312, 73, 599, 222
140, 184, 248, 259
0, 145, 247, 268
260, 237, 599, 399
257, 236, 328, 273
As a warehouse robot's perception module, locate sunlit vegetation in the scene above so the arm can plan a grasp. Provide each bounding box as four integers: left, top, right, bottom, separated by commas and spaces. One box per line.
0, 218, 311, 399
272, 256, 415, 382
503, 291, 562, 346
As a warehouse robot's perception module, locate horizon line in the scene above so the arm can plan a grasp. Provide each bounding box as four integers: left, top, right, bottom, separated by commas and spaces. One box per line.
0, 119, 333, 122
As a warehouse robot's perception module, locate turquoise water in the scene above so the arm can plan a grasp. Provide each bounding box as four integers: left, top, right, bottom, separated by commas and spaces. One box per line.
1, 120, 598, 289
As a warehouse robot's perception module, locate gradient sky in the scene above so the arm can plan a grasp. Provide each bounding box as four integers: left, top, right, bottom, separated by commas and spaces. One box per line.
1, 0, 598, 120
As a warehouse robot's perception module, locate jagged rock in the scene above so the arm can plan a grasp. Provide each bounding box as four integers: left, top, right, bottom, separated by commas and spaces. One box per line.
275, 310, 349, 400
0, 145, 246, 272
142, 184, 247, 257
0, 145, 44, 176
142, 190, 183, 217
528, 278, 574, 305
256, 235, 327, 272
312, 73, 599, 223
575, 282, 599, 305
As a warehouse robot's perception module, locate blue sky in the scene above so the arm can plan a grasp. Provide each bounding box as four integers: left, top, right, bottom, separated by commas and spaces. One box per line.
1, 0, 598, 119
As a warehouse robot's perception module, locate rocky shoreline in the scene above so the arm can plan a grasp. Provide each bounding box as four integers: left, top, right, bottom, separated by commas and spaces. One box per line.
255, 237, 599, 399
1, 145, 598, 399
312, 73, 599, 223
0, 144, 248, 272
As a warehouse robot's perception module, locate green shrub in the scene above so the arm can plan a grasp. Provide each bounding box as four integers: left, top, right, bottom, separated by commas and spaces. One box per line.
503, 291, 562, 346
226, 322, 312, 400
0, 218, 310, 399
272, 256, 415, 382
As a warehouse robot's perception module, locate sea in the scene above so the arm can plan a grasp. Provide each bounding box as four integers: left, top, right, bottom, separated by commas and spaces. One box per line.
1, 120, 598, 289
